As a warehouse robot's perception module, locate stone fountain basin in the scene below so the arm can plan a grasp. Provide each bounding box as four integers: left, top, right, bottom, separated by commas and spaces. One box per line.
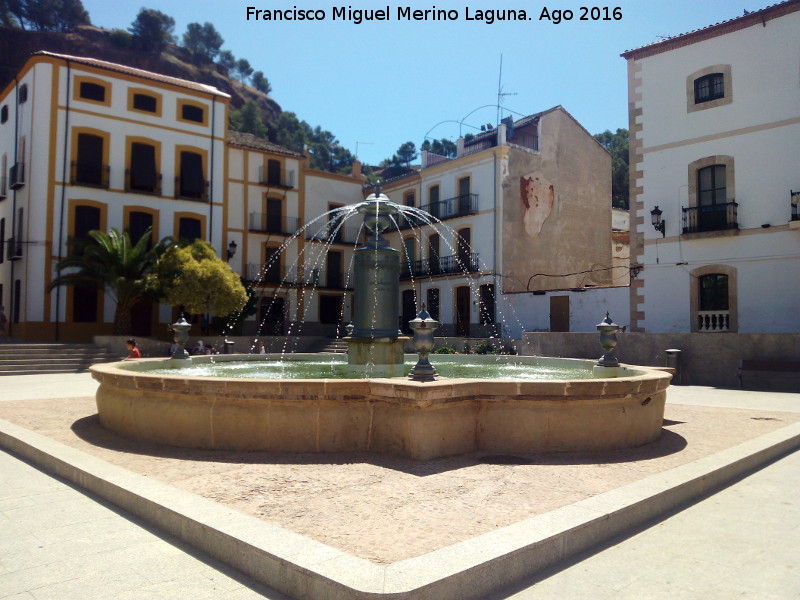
90, 355, 671, 460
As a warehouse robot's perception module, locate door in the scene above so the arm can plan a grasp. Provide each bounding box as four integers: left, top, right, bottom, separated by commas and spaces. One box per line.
550, 296, 570, 332
455, 286, 470, 336
260, 296, 285, 335
131, 299, 153, 336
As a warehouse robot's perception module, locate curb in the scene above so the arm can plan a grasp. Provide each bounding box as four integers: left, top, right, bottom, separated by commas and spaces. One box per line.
1, 417, 798, 600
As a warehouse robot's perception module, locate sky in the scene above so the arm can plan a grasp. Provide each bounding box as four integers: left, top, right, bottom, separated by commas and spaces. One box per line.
79, 0, 760, 166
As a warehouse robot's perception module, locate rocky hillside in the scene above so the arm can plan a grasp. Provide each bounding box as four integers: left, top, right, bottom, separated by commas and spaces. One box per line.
0, 25, 280, 120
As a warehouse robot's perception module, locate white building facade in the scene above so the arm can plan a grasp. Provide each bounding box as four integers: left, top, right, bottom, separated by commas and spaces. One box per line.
623, 1, 800, 334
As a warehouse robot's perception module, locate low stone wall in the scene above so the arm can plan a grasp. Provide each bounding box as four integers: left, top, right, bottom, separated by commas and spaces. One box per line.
94, 335, 322, 357
521, 332, 800, 389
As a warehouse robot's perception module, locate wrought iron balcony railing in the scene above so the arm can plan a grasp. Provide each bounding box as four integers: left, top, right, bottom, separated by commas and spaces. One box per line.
244, 264, 353, 290
421, 193, 479, 221
400, 252, 480, 279
682, 201, 738, 234
306, 224, 361, 244
125, 169, 162, 195
70, 161, 110, 188
174, 176, 209, 201
249, 213, 300, 236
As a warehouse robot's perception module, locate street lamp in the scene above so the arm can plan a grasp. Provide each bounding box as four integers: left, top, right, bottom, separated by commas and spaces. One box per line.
650, 206, 665, 237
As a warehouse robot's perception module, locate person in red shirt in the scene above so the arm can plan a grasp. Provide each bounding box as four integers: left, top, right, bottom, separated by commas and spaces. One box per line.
125, 338, 142, 359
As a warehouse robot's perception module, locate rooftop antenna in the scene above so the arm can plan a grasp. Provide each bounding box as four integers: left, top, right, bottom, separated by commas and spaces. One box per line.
355, 141, 373, 160
496, 54, 517, 125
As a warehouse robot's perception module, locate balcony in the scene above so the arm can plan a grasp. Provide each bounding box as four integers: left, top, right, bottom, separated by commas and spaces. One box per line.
246, 264, 297, 285
244, 264, 353, 290
258, 165, 295, 188
697, 310, 730, 332
249, 213, 300, 236
306, 224, 361, 245
400, 252, 481, 279
9, 162, 25, 190
421, 193, 479, 221
70, 161, 110, 188
125, 169, 162, 196
301, 268, 350, 289
174, 176, 209, 202
682, 202, 738, 234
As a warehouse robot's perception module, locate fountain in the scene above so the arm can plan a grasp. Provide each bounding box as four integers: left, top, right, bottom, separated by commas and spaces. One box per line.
345, 192, 408, 376
90, 193, 671, 460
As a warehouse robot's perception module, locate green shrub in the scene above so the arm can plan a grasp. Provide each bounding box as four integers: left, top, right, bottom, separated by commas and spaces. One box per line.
433, 346, 456, 354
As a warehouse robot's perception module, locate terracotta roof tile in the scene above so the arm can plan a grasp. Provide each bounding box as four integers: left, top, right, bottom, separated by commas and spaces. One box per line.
33, 51, 230, 97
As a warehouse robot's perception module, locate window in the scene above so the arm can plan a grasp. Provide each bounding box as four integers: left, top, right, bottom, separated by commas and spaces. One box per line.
0, 105, 7, 123
178, 217, 202, 243
265, 197, 283, 233
79, 81, 106, 103
73, 205, 101, 241
685, 156, 737, 234
18, 84, 28, 104
428, 185, 440, 218
456, 228, 471, 269
690, 265, 736, 333
694, 73, 724, 104
427, 233, 440, 275
177, 151, 206, 200
403, 237, 416, 277
698, 274, 729, 332
696, 165, 728, 232
127, 211, 154, 247
263, 246, 281, 284
404, 192, 415, 207
0, 218, 4, 263
128, 141, 159, 193
72, 285, 98, 323
426, 288, 440, 321
178, 100, 206, 124
73, 133, 107, 187
687, 65, 732, 112
133, 93, 157, 113
326, 251, 342, 288
266, 159, 281, 185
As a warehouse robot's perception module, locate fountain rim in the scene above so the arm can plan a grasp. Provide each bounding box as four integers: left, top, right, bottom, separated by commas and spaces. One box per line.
91, 354, 671, 390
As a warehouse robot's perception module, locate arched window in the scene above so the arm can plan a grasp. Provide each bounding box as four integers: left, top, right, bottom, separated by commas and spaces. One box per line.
691, 265, 736, 332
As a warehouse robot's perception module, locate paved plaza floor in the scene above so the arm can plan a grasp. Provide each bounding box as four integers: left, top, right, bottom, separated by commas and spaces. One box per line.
1, 373, 798, 599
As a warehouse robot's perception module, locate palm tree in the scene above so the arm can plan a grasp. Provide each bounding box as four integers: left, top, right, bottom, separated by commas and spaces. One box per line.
49, 228, 171, 334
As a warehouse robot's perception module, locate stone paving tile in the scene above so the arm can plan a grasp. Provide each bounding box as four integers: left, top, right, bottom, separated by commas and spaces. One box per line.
489, 451, 800, 600
0, 450, 288, 600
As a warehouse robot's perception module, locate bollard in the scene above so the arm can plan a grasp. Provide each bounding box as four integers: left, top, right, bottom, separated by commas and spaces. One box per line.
665, 348, 682, 385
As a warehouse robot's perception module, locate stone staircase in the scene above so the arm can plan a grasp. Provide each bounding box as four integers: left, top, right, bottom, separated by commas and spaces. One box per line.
308, 338, 349, 354
0, 343, 115, 376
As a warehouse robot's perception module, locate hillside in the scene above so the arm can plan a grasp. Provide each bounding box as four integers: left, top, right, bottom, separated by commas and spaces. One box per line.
0, 25, 281, 120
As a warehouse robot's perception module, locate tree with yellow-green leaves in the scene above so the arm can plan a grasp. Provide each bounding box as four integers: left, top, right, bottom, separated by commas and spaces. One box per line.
153, 240, 248, 317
